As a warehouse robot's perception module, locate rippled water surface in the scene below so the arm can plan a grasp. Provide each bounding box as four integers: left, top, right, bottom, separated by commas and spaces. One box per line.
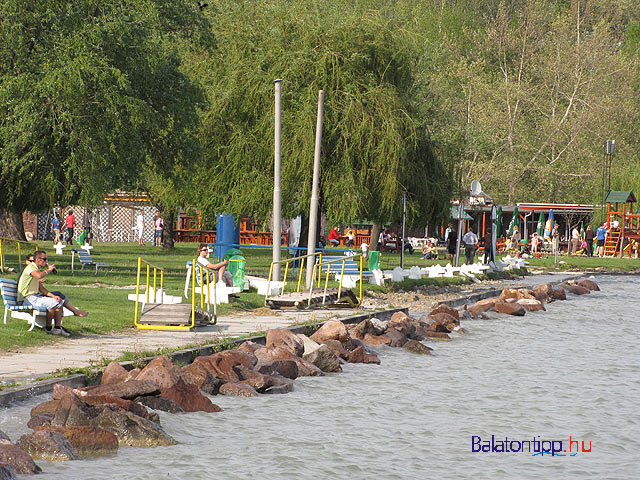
1, 275, 639, 479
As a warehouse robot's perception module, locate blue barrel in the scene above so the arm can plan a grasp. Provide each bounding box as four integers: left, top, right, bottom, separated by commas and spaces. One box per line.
216, 214, 239, 258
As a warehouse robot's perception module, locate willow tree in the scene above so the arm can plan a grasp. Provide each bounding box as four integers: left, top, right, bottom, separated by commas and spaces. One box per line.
0, 0, 212, 238
191, 0, 452, 228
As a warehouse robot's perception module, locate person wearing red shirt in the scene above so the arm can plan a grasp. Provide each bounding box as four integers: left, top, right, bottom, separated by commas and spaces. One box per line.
64, 210, 75, 243
328, 226, 340, 247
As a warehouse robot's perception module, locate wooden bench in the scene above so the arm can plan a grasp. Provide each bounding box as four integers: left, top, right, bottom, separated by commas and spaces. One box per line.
73, 249, 109, 274
1, 278, 71, 331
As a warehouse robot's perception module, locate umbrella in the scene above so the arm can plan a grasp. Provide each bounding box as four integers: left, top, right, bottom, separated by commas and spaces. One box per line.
496, 206, 503, 237
508, 206, 519, 236
536, 211, 545, 236
544, 209, 554, 240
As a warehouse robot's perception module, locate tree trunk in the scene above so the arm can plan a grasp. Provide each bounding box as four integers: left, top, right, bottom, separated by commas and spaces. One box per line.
370, 223, 381, 251
162, 210, 175, 250
0, 209, 26, 240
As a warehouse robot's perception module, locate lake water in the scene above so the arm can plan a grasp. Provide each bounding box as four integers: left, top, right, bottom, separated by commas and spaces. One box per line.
1, 274, 638, 479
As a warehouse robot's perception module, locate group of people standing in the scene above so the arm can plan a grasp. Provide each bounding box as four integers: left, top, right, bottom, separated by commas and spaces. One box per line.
50, 210, 91, 245
135, 211, 165, 247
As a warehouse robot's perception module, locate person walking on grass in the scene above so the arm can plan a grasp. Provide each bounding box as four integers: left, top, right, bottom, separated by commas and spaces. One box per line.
18, 251, 88, 336
462, 229, 478, 265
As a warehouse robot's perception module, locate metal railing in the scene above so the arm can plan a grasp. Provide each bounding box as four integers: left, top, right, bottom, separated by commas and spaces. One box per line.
133, 257, 216, 331
266, 252, 363, 308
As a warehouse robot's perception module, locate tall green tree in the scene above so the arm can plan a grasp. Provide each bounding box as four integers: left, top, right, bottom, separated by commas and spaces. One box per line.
189, 0, 452, 227
0, 0, 212, 238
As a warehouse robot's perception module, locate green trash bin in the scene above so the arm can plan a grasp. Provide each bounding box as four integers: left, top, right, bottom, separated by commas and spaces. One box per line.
368, 251, 381, 271
227, 255, 246, 289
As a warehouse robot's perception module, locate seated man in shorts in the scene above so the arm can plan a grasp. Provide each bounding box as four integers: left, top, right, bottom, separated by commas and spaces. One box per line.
18, 251, 87, 336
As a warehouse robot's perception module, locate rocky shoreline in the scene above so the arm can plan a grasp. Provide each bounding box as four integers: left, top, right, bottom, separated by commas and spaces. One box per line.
0, 276, 601, 478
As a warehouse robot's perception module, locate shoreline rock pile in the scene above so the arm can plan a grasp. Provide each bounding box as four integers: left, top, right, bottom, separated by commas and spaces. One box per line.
0, 278, 599, 476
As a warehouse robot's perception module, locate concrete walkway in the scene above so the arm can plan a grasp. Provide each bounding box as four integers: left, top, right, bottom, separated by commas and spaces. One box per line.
0, 307, 382, 383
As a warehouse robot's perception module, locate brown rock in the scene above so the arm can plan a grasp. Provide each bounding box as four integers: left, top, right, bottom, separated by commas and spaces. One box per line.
136, 396, 184, 414
347, 346, 366, 363
468, 297, 498, 314
235, 365, 288, 393
219, 382, 258, 397
303, 344, 342, 373
192, 350, 258, 383
124, 368, 141, 382
389, 311, 411, 323
363, 352, 381, 364
82, 394, 155, 422
429, 304, 460, 320
403, 340, 433, 355
531, 283, 553, 301
425, 331, 451, 341
254, 359, 299, 380
500, 288, 535, 300
161, 380, 221, 413
101, 361, 129, 385
0, 442, 41, 474
362, 333, 392, 346
266, 329, 304, 357
578, 279, 600, 291
236, 341, 264, 354
181, 363, 223, 395
322, 339, 349, 359
427, 313, 456, 332
494, 302, 526, 316
516, 299, 546, 312
349, 319, 378, 340
76, 380, 160, 400
561, 283, 591, 295
384, 327, 408, 347
309, 319, 348, 344
550, 286, 567, 300
27, 415, 53, 430
135, 356, 184, 390
16, 430, 78, 461
254, 347, 323, 377
34, 426, 118, 458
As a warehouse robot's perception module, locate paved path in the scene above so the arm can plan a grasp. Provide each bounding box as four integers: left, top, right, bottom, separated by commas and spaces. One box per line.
0, 307, 376, 382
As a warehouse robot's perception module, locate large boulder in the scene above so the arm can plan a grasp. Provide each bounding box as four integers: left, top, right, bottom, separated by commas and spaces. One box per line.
136, 396, 184, 414
75, 381, 160, 400
192, 351, 258, 383
34, 426, 118, 458
295, 334, 321, 355
516, 299, 546, 312
500, 288, 535, 300
468, 297, 498, 314
50, 393, 176, 447
429, 304, 460, 320
136, 356, 220, 413
403, 340, 433, 355
0, 442, 41, 474
531, 283, 553, 302
236, 341, 264, 354
302, 344, 342, 373
82, 394, 158, 423
254, 347, 323, 377
310, 320, 348, 344
550, 286, 567, 300
494, 302, 526, 316
322, 339, 350, 360
561, 283, 591, 295
369, 318, 388, 335
101, 361, 130, 385
234, 365, 290, 393
219, 383, 258, 397
16, 430, 78, 461
362, 333, 392, 347
181, 363, 223, 395
349, 319, 378, 340
254, 359, 299, 380
577, 279, 600, 291
384, 327, 408, 347
266, 329, 304, 357
426, 313, 456, 332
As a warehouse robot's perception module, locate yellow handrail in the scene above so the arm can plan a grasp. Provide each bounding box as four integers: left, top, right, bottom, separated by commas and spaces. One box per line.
0, 237, 39, 273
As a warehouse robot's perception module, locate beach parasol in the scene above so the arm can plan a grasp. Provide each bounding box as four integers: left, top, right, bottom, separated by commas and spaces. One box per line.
508, 206, 519, 236
536, 211, 545, 236
543, 209, 554, 240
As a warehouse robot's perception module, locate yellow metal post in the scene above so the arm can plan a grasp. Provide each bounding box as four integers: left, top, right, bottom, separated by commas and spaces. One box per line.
134, 257, 142, 326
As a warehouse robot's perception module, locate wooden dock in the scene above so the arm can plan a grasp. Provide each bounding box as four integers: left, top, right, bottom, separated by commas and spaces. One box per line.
266, 288, 359, 309
139, 303, 215, 327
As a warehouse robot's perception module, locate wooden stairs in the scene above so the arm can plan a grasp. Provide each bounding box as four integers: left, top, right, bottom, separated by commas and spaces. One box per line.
266, 288, 359, 309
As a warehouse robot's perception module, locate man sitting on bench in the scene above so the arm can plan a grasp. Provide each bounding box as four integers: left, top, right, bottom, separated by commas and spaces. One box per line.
195, 243, 235, 292
18, 251, 87, 336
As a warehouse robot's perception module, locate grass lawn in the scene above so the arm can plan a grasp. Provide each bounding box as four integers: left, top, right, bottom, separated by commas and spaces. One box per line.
0, 240, 637, 352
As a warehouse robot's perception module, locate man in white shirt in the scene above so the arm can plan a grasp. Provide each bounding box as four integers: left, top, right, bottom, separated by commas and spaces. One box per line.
570, 227, 581, 255
195, 243, 234, 288
462, 229, 478, 265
